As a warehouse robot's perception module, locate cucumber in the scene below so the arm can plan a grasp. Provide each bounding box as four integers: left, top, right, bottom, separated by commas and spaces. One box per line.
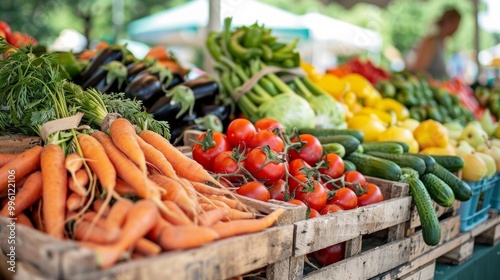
366, 151, 426, 176
343, 160, 356, 172
345, 152, 402, 181
384, 141, 410, 152
429, 155, 465, 172
406, 153, 437, 174
322, 143, 346, 158
401, 171, 441, 246
430, 164, 472, 201
421, 173, 455, 207
361, 142, 404, 154
298, 128, 364, 142
317, 135, 360, 156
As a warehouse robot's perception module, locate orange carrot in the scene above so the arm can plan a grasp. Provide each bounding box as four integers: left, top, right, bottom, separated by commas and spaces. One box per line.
161, 200, 193, 226
77, 134, 116, 219
74, 220, 119, 244
131, 252, 146, 260
66, 192, 87, 212
149, 174, 196, 216
0, 145, 43, 194
65, 153, 83, 182
104, 198, 134, 232
109, 118, 147, 174
0, 171, 42, 217
92, 131, 159, 201
81, 200, 159, 268
17, 213, 34, 228
114, 178, 138, 197
41, 144, 67, 239
223, 209, 257, 220
0, 153, 17, 168
32, 200, 44, 231
191, 181, 231, 196
133, 238, 161, 256
211, 209, 284, 239
198, 208, 229, 227
82, 211, 110, 229
208, 195, 245, 211
0, 176, 27, 199
92, 199, 110, 217
148, 216, 171, 242
139, 130, 226, 189
157, 224, 220, 251
68, 169, 89, 197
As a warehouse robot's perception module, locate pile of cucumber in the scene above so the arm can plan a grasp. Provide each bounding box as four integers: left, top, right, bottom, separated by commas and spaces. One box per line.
299, 128, 472, 246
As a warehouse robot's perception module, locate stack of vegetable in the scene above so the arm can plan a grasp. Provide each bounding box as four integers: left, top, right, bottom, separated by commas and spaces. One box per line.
325, 57, 391, 85
0, 38, 283, 269
206, 18, 346, 131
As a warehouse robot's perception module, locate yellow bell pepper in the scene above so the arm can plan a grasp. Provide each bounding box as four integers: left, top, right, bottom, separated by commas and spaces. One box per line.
315, 74, 349, 100
300, 61, 322, 82
356, 107, 393, 125
372, 98, 410, 121
347, 114, 387, 142
378, 126, 420, 153
413, 120, 450, 150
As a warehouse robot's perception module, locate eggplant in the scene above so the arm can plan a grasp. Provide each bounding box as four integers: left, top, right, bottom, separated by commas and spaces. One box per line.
182, 76, 219, 112
200, 103, 233, 131
124, 72, 165, 109
165, 73, 185, 90
127, 61, 150, 83
77, 48, 123, 86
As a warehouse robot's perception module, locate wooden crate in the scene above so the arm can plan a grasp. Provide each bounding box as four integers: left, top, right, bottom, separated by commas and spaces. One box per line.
287, 177, 413, 280
0, 135, 41, 154
405, 200, 461, 237
0, 196, 305, 280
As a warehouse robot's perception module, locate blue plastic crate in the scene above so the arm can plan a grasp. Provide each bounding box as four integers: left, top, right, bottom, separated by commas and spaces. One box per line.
490, 172, 500, 210
458, 175, 496, 232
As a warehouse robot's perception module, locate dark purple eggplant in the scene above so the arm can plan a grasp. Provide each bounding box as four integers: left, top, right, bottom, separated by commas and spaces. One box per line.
200, 103, 233, 131
125, 72, 165, 109
165, 73, 185, 90
127, 61, 150, 83
77, 48, 124, 86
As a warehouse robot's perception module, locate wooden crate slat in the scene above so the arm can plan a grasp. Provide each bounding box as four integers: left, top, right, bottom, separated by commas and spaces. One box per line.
399, 261, 435, 280
300, 238, 412, 280
71, 225, 294, 280
0, 135, 41, 154
408, 200, 460, 230
293, 196, 412, 256
475, 223, 500, 246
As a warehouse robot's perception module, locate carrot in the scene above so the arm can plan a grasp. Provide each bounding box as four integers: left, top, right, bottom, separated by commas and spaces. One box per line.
157, 224, 219, 251
149, 174, 196, 217
147, 216, 171, 242
0, 171, 42, 217
191, 181, 231, 196
208, 195, 245, 211
133, 238, 161, 256
131, 252, 146, 260
0, 153, 17, 168
92, 199, 110, 217
17, 213, 34, 228
68, 169, 89, 197
32, 200, 44, 231
211, 209, 284, 239
114, 178, 138, 197
66, 192, 87, 212
0, 145, 43, 194
0, 176, 28, 199
65, 153, 83, 183
41, 144, 67, 239
74, 220, 119, 244
139, 130, 226, 189
223, 209, 257, 220
198, 208, 229, 227
81, 200, 159, 268
146, 46, 170, 61
109, 118, 147, 174
91, 131, 160, 201
162, 200, 193, 226
82, 211, 109, 229
104, 198, 134, 232
77, 134, 117, 220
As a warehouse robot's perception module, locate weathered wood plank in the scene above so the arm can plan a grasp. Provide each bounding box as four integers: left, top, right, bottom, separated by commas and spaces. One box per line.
475, 223, 500, 246
469, 214, 500, 238
399, 261, 435, 280
301, 238, 412, 280
409, 215, 461, 261
72, 225, 294, 280
437, 238, 474, 265
408, 200, 460, 230
294, 196, 412, 256
14, 261, 50, 280
0, 135, 42, 154
266, 258, 291, 280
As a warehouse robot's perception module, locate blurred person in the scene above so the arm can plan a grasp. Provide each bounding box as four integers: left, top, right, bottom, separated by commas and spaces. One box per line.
407, 8, 461, 79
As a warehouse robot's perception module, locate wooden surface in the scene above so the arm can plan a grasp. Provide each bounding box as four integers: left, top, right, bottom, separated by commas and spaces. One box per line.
0, 135, 41, 153
437, 238, 474, 265
399, 261, 436, 280
407, 200, 460, 235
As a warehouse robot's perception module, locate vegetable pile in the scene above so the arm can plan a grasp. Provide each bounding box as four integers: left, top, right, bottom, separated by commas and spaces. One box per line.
206, 18, 346, 131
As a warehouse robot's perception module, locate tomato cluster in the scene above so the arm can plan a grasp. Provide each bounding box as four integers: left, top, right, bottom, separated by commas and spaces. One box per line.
0, 21, 37, 49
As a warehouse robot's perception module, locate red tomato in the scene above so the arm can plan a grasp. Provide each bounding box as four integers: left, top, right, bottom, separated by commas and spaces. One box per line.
250, 130, 284, 152
328, 188, 358, 210
312, 242, 346, 266
254, 118, 285, 133
289, 159, 312, 176
192, 130, 231, 172
0, 21, 11, 39
344, 171, 367, 191
268, 179, 286, 200
294, 180, 328, 212
320, 204, 344, 215
236, 181, 270, 201
286, 199, 307, 207
212, 151, 244, 183
244, 146, 285, 185
318, 153, 345, 180
288, 134, 323, 166
309, 208, 321, 219
226, 118, 256, 149
357, 183, 384, 206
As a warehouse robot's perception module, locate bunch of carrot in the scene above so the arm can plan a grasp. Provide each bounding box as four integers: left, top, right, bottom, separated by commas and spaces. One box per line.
0, 118, 284, 269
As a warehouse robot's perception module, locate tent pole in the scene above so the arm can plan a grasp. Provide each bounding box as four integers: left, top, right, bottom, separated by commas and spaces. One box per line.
473, 0, 480, 71
205, 0, 221, 73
